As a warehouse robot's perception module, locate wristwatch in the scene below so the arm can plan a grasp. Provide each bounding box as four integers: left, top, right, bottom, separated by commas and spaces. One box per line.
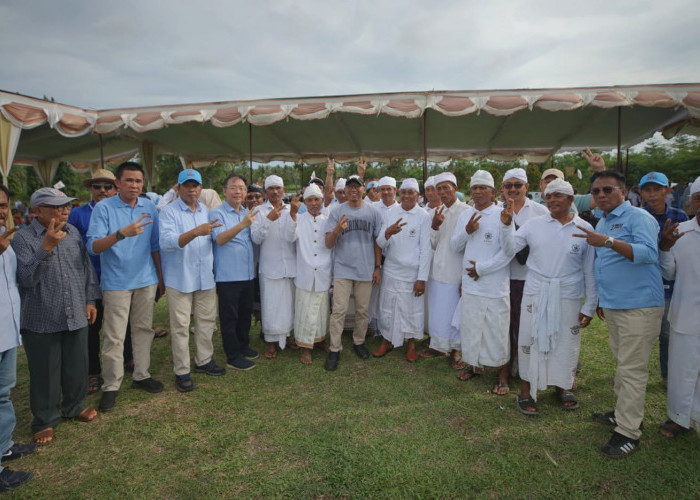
115, 230, 126, 241
604, 236, 614, 248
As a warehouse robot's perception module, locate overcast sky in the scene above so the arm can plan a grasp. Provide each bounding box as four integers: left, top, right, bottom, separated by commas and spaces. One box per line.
1, 0, 699, 110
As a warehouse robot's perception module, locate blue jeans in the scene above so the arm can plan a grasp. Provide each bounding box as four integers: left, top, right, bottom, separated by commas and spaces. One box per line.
0, 347, 17, 474
659, 298, 671, 379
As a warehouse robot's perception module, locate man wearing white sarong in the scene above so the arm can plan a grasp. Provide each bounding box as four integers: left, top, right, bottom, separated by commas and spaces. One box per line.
284, 184, 332, 365
372, 179, 432, 362
498, 168, 549, 394
422, 172, 468, 368
657, 176, 700, 438
510, 179, 597, 416
421, 176, 440, 335
251, 175, 296, 359
450, 170, 515, 388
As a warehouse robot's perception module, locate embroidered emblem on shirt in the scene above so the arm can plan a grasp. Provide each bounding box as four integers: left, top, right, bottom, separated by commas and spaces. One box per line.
570, 243, 581, 254
409, 227, 417, 237
609, 223, 624, 231
484, 232, 494, 243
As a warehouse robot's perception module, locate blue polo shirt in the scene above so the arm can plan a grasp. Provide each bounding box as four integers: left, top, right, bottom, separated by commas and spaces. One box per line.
209, 201, 255, 282
86, 195, 160, 291
68, 201, 102, 278
159, 198, 215, 293
594, 201, 664, 309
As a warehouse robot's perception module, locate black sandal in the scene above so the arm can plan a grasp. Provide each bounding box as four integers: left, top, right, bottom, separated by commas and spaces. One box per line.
517, 396, 538, 416
659, 419, 689, 438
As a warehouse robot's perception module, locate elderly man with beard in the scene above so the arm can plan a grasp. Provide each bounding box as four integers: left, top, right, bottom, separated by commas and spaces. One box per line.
422, 172, 468, 367
283, 184, 332, 364
450, 170, 515, 388
251, 175, 297, 359
657, 176, 700, 439
12, 188, 101, 445
496, 168, 549, 395
573, 170, 664, 459
373, 179, 432, 361
509, 179, 597, 416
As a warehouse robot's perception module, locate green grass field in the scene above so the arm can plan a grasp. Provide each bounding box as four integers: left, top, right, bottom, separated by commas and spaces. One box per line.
6, 300, 699, 498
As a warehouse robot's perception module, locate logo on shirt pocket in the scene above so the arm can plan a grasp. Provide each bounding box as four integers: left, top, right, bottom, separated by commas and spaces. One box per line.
409, 227, 417, 237
609, 223, 624, 232
569, 243, 581, 255
484, 231, 494, 243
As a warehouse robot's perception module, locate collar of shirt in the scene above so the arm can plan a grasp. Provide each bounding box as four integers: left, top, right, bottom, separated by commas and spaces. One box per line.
397, 204, 421, 215
115, 194, 147, 210
474, 203, 498, 215
176, 197, 204, 214
605, 200, 632, 219
222, 200, 247, 215
544, 213, 577, 228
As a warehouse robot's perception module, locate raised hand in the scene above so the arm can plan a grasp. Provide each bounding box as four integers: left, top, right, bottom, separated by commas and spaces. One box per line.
501, 198, 514, 225
357, 156, 367, 178
0, 226, 18, 255
241, 209, 258, 228
334, 214, 349, 233
289, 194, 301, 219
121, 213, 153, 237
431, 205, 445, 230
326, 158, 335, 176
41, 218, 67, 252
659, 218, 685, 251
385, 217, 407, 239
465, 212, 482, 235
193, 218, 223, 237
267, 203, 286, 221
582, 147, 606, 172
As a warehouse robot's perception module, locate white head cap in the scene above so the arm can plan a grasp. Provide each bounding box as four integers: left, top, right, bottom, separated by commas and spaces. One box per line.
470, 170, 495, 189
690, 176, 700, 195
399, 178, 419, 193
378, 176, 397, 189
434, 172, 457, 187
304, 183, 324, 199
503, 168, 528, 183
544, 178, 574, 196
424, 176, 436, 189
335, 178, 346, 191
264, 175, 284, 189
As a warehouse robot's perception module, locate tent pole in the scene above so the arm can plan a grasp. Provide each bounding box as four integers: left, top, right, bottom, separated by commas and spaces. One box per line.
422, 112, 428, 185
98, 134, 105, 169
616, 107, 622, 171
248, 122, 253, 184
625, 148, 629, 179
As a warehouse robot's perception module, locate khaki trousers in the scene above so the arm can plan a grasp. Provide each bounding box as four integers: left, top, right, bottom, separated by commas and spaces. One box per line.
605, 306, 664, 440
166, 286, 217, 375
101, 285, 157, 391
329, 279, 373, 353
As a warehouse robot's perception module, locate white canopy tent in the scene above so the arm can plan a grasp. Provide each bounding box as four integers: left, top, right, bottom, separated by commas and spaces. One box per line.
2, 83, 700, 186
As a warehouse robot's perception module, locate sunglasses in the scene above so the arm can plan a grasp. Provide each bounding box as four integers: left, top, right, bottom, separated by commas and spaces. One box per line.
91, 183, 114, 191
590, 186, 620, 196
503, 183, 524, 190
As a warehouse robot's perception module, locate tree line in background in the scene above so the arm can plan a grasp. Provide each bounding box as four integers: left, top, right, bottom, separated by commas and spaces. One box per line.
7, 135, 700, 204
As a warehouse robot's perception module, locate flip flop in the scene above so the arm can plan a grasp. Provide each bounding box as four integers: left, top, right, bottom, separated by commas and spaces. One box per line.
450, 359, 467, 370
153, 328, 168, 338
87, 375, 101, 395
492, 381, 510, 395
457, 367, 480, 381
420, 348, 446, 358
263, 349, 278, 359
33, 428, 55, 446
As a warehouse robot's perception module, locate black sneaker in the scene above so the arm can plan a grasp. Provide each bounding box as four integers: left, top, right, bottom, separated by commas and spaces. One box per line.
241, 347, 259, 360
175, 374, 194, 392
2, 442, 36, 462
325, 351, 340, 371
131, 377, 164, 394
99, 390, 119, 412
0, 467, 31, 490
194, 360, 226, 376
593, 411, 643, 429
353, 343, 370, 359
600, 431, 640, 459
227, 357, 256, 371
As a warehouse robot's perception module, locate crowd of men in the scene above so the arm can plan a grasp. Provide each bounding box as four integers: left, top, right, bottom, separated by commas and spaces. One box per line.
0, 153, 698, 491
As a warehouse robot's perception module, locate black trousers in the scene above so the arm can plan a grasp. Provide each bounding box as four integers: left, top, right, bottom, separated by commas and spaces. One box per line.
216, 280, 254, 363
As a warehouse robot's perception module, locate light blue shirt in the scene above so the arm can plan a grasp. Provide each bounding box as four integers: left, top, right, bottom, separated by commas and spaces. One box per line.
86, 195, 160, 291
210, 201, 255, 282
159, 198, 215, 293
0, 239, 21, 352
594, 201, 664, 309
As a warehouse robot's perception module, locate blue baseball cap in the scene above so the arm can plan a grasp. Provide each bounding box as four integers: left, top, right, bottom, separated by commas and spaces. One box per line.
639, 172, 669, 189
178, 169, 202, 185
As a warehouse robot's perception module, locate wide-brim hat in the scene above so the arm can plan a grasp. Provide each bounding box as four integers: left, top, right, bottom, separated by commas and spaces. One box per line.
82, 168, 116, 187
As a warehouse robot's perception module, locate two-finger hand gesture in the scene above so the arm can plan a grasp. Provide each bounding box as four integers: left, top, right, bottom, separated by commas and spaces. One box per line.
121, 213, 153, 237
0, 226, 18, 255
326, 158, 335, 176
466, 212, 482, 234
582, 147, 605, 172
194, 218, 223, 237
41, 218, 67, 252
335, 214, 348, 233
289, 194, 301, 219
385, 217, 407, 239
357, 156, 367, 178
500, 198, 514, 225
572, 224, 607, 247
267, 203, 286, 221
431, 205, 445, 230
242, 210, 258, 228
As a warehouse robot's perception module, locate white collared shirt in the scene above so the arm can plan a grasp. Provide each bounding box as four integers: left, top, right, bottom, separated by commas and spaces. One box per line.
376, 204, 433, 282
251, 201, 296, 279
509, 198, 550, 280
429, 200, 468, 284
284, 211, 333, 292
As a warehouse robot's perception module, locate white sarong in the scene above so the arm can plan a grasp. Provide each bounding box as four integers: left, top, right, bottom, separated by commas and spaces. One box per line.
369, 281, 381, 330
429, 279, 461, 353
260, 275, 295, 348
518, 294, 581, 401
294, 286, 329, 349
460, 293, 510, 368
667, 329, 700, 429
379, 275, 424, 347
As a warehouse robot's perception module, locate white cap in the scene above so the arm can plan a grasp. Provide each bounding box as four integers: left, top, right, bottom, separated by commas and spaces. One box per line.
378, 176, 397, 189
399, 178, 419, 193
470, 170, 494, 188
434, 172, 457, 187
264, 175, 284, 189
544, 178, 574, 196
424, 176, 436, 189
690, 176, 700, 195
503, 168, 528, 183
335, 178, 346, 191
304, 183, 324, 199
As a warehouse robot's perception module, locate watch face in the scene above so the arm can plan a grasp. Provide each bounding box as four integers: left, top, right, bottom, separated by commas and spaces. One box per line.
605, 238, 613, 248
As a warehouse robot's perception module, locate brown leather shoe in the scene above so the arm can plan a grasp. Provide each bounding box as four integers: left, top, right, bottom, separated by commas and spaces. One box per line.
406, 341, 419, 362
372, 339, 393, 357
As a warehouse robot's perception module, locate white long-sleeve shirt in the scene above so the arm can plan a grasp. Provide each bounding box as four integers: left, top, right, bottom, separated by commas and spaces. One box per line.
509, 198, 550, 280
450, 204, 513, 298
659, 219, 700, 336
376, 204, 433, 282
283, 211, 333, 292
250, 201, 296, 279
511, 214, 598, 317
429, 200, 468, 285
